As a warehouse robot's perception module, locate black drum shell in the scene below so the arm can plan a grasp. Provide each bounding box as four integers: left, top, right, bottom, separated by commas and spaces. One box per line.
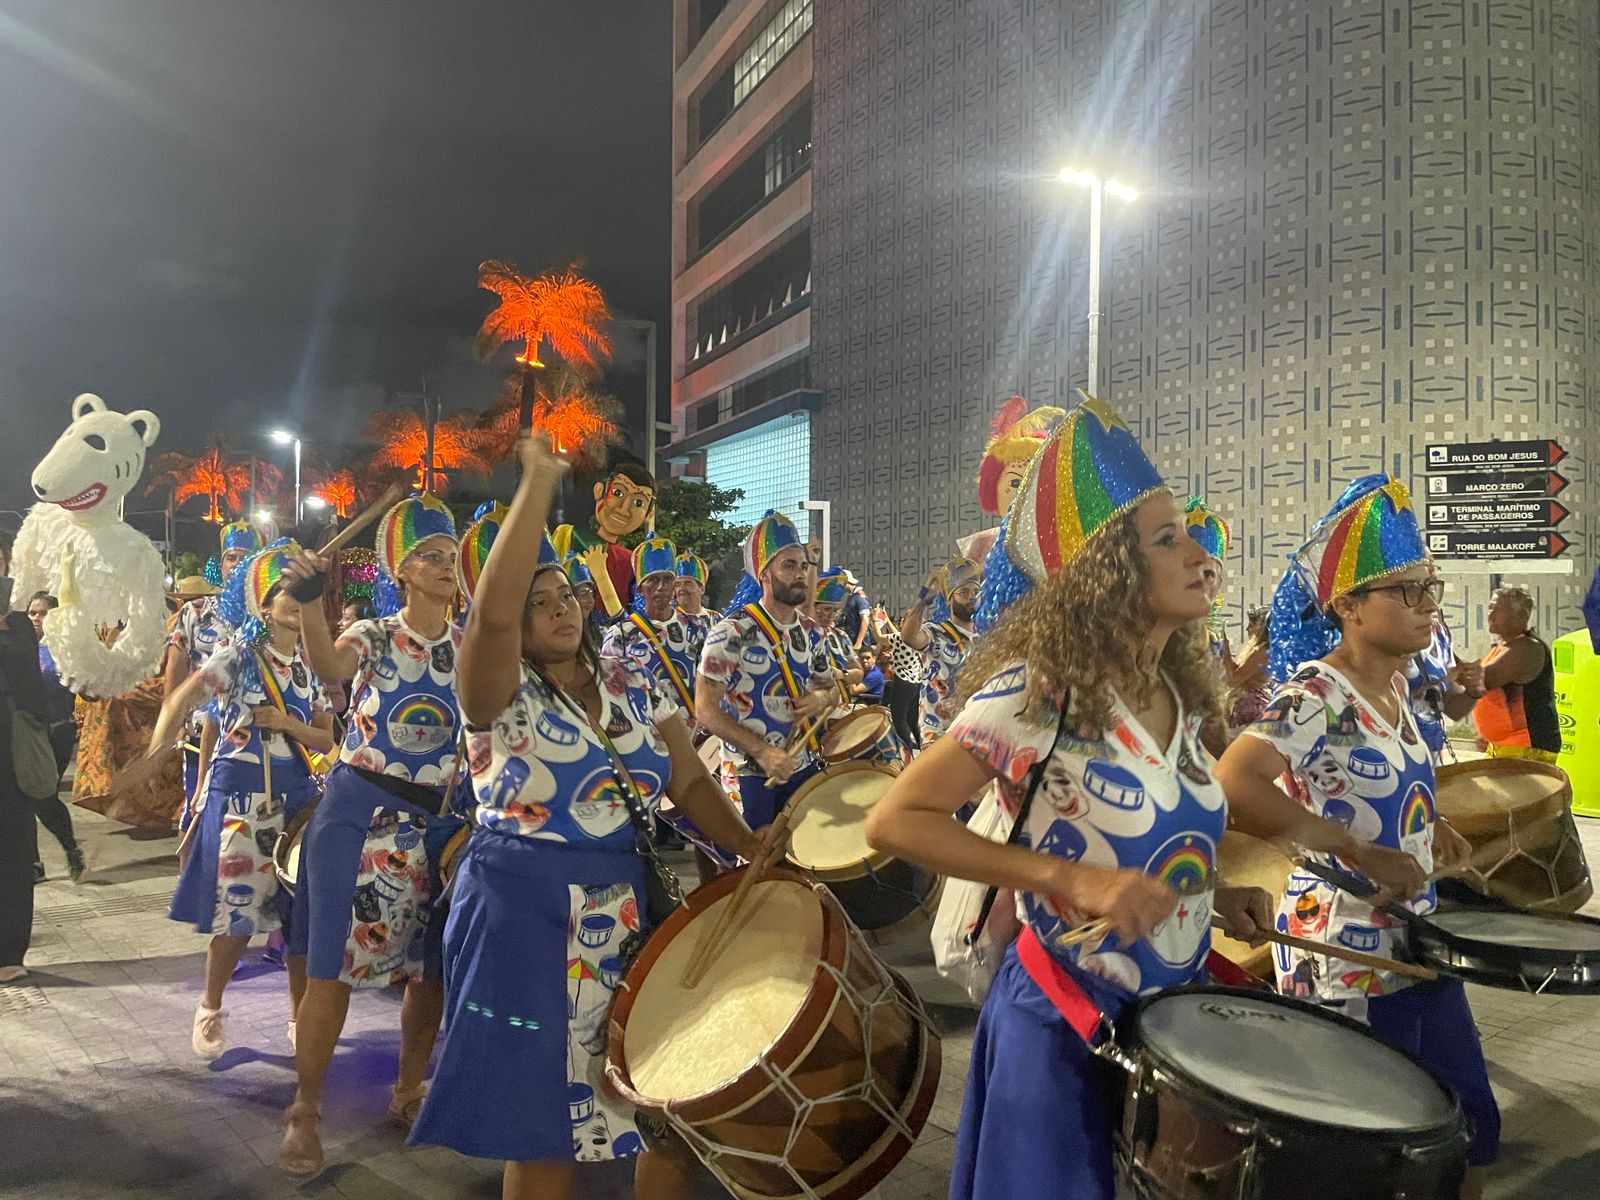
1408, 904, 1600, 995
1112, 986, 1469, 1200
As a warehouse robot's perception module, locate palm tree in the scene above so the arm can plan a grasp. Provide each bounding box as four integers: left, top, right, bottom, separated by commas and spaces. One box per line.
366, 409, 492, 494
147, 442, 280, 523
314, 469, 359, 519
478, 366, 623, 470
475, 259, 613, 430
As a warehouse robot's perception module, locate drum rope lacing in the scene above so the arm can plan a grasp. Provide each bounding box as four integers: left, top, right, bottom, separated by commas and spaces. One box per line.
1454, 819, 1584, 911
658, 913, 934, 1198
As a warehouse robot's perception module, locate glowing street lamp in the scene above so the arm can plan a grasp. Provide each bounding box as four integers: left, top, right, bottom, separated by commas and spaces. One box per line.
1057, 166, 1141, 394
303, 495, 327, 511
271, 429, 303, 525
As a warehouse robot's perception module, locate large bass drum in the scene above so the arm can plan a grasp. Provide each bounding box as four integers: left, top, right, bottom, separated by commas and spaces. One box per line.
605, 867, 940, 1200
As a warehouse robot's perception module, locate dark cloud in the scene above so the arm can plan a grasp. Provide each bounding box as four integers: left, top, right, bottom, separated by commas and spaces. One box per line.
0, 0, 670, 523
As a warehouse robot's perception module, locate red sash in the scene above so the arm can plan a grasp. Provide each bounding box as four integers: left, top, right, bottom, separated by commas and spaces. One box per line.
1016, 926, 1106, 1044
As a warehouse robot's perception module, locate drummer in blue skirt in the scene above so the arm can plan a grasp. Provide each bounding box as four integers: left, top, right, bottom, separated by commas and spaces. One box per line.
1215, 475, 1496, 1200
148, 540, 335, 1060
866, 394, 1429, 1200
273, 492, 464, 1174
410, 436, 765, 1200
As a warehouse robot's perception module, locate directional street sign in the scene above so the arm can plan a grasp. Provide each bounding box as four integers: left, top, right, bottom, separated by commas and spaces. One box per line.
1426, 530, 1570, 560
1425, 439, 1566, 472
1424, 498, 1570, 529
1423, 470, 1569, 499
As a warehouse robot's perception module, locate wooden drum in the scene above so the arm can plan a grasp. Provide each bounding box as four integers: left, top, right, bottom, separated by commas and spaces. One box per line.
1213, 831, 1294, 979
1435, 758, 1592, 913
605, 868, 941, 1200
818, 706, 901, 767
785, 762, 940, 941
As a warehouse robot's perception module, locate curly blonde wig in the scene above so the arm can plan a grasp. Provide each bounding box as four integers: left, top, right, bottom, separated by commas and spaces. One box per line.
957, 507, 1224, 737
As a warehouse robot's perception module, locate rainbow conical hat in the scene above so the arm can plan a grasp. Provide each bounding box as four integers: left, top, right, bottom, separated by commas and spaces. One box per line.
815, 567, 849, 605
1292, 475, 1424, 609
744, 510, 802, 579
219, 520, 263, 555
457, 502, 507, 603
1184, 497, 1230, 563
217, 538, 302, 637
675, 551, 708, 587
977, 392, 1166, 629
562, 551, 595, 588
375, 494, 457, 583
633, 535, 678, 582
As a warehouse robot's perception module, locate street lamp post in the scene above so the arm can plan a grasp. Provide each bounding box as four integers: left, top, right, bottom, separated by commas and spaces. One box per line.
1057, 167, 1140, 395
271, 430, 302, 525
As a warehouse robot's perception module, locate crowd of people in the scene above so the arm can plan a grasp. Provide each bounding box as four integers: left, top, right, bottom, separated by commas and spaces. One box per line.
0, 389, 1575, 1200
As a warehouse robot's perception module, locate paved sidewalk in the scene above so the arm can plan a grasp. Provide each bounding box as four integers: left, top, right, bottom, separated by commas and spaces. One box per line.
4, 804, 1600, 1198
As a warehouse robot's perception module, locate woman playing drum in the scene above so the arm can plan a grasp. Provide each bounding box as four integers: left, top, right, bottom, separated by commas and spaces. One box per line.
151, 540, 336, 1061
865, 396, 1425, 1200
408, 437, 765, 1200
275, 493, 463, 1173
1215, 475, 1498, 1199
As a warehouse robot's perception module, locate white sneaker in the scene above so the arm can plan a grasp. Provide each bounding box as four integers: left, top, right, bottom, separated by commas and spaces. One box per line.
0, 965, 28, 984
287, 1020, 297, 1053
192, 1004, 226, 1060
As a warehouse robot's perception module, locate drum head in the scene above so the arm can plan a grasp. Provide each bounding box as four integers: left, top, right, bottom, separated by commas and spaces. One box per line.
821, 708, 893, 761
1435, 759, 1570, 833
624, 879, 825, 1103
786, 762, 898, 875
1136, 992, 1458, 1132
1427, 908, 1600, 952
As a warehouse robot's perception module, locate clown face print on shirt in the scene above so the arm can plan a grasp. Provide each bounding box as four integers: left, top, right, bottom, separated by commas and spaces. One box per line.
949, 661, 1226, 1005
470, 655, 679, 846
1243, 661, 1438, 1008
337, 615, 462, 785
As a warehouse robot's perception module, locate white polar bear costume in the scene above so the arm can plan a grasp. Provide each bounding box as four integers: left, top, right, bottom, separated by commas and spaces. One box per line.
11, 394, 167, 698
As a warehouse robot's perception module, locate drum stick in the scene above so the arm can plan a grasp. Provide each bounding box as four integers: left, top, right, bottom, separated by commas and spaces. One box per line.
1211, 918, 1437, 982
1054, 919, 1114, 950
316, 482, 404, 557
766, 704, 836, 784
680, 803, 803, 989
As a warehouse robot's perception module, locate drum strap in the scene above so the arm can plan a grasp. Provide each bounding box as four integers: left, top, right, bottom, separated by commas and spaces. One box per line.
627, 613, 695, 717
743, 602, 821, 751
254, 649, 318, 778
1017, 926, 1105, 1045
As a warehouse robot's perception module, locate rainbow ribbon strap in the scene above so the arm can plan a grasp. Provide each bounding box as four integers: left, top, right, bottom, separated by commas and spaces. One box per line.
627, 613, 695, 717
742, 602, 820, 751
253, 650, 318, 778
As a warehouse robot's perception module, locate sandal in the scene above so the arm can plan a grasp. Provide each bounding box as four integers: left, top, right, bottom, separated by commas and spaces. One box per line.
387, 1083, 428, 1131
278, 1101, 324, 1176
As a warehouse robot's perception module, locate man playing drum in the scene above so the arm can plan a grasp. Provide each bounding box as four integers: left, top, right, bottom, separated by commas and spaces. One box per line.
694, 512, 836, 831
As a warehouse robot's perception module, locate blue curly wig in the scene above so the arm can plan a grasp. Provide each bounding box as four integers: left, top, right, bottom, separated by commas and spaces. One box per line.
728, 571, 762, 611
974, 510, 1031, 633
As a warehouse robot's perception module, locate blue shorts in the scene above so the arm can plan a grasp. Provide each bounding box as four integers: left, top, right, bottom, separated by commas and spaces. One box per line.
1366, 977, 1501, 1167
732, 759, 823, 832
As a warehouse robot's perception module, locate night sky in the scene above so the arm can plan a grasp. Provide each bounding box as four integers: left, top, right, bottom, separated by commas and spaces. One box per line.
0, 0, 671, 536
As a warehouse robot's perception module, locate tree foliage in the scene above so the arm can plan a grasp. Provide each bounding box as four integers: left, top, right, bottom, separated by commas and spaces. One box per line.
474, 259, 613, 374
651, 479, 750, 568
147, 441, 282, 523
477, 365, 622, 470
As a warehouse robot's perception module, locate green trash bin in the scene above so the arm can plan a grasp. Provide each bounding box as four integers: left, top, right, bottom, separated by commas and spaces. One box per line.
1553, 631, 1600, 818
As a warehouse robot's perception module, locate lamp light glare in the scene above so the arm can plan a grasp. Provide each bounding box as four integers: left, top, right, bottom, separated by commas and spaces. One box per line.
1105, 179, 1140, 202
270, 430, 294, 445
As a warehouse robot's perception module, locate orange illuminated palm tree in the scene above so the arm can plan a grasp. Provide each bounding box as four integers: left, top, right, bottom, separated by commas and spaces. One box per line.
315, 470, 359, 518
366, 409, 492, 494
147, 442, 281, 523
475, 259, 613, 431
478, 366, 623, 470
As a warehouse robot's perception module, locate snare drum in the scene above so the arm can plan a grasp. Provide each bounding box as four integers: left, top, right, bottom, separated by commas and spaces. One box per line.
1434, 758, 1590, 912
784, 761, 940, 939
605, 868, 940, 1200
1212, 831, 1293, 979
818, 706, 899, 766
1408, 907, 1600, 995
1111, 987, 1469, 1199
272, 802, 317, 893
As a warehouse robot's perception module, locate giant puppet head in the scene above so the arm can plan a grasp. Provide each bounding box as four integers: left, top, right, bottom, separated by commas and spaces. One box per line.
31, 393, 161, 526
976, 396, 1066, 518
592, 462, 656, 543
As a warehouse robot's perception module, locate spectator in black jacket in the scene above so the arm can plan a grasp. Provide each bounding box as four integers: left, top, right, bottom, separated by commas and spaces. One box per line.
26, 592, 85, 882
1, 544, 52, 982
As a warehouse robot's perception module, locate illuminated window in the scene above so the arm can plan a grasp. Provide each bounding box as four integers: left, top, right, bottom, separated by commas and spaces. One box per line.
734, 0, 812, 106
703, 414, 811, 530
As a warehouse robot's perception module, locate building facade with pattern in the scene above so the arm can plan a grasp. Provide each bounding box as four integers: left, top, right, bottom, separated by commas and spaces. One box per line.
805, 0, 1600, 648
668, 0, 822, 536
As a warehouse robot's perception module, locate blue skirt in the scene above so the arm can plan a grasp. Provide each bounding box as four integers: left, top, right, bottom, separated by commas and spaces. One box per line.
169, 757, 317, 937
950, 945, 1121, 1200
409, 830, 650, 1164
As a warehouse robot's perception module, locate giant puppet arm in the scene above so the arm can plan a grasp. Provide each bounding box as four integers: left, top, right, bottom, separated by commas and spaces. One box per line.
13, 395, 167, 698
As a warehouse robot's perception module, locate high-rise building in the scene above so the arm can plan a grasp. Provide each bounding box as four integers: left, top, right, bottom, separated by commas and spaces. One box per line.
667, 0, 818, 537
806, 0, 1600, 640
